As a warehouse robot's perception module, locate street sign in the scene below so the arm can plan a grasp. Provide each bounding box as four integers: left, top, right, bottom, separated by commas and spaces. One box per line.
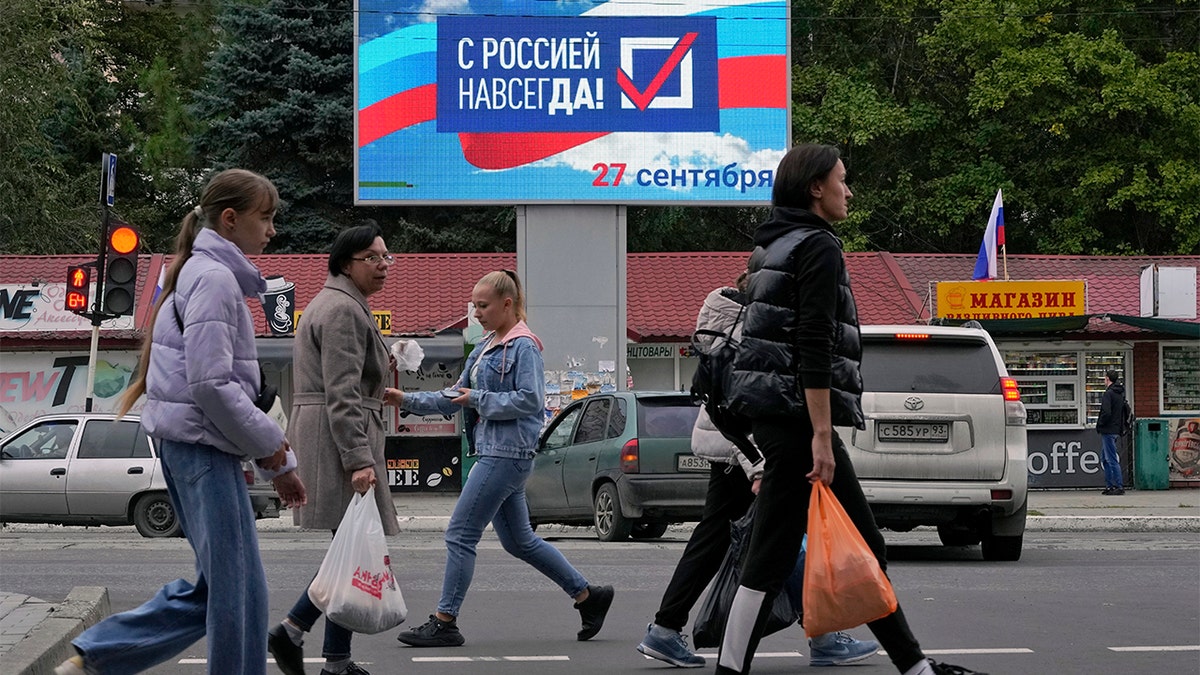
99, 153, 117, 206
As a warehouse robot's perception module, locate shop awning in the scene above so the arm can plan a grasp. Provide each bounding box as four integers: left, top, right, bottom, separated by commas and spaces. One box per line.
254, 333, 468, 366
930, 315, 1093, 335
1103, 314, 1200, 338
932, 314, 1199, 338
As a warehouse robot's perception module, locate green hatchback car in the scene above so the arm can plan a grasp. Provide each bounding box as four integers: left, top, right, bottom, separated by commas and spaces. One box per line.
525, 391, 707, 541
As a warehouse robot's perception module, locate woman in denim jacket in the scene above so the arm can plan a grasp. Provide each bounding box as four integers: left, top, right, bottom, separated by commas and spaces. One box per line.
387, 270, 613, 648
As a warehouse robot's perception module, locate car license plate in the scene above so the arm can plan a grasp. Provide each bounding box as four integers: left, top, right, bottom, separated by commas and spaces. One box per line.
677, 455, 710, 472
876, 422, 950, 443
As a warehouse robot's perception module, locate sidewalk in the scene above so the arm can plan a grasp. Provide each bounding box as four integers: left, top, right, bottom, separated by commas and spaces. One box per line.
2, 488, 1197, 673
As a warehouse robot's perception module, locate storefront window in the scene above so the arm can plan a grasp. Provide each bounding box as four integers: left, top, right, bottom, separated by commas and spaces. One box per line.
1161, 344, 1200, 413
1003, 349, 1130, 427
1085, 352, 1126, 425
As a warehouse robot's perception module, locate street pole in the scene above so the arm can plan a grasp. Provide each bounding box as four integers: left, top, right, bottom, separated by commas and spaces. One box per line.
85, 153, 117, 412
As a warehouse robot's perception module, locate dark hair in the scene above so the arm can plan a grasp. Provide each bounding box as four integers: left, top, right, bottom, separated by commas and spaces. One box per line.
119, 169, 278, 416
1106, 369, 1121, 384
771, 144, 842, 209
328, 224, 384, 276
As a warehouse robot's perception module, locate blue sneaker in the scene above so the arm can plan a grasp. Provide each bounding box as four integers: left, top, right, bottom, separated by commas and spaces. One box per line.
637, 623, 706, 668
808, 631, 881, 666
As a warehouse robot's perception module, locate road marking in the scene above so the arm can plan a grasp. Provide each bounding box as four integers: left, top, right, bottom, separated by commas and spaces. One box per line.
924, 648, 1035, 655
412, 655, 572, 662
180, 658, 330, 665
693, 652, 803, 658
1109, 645, 1200, 652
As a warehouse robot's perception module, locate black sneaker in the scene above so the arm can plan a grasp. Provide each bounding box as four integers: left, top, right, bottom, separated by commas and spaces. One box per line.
267, 623, 305, 675
320, 663, 369, 675
396, 615, 466, 647
575, 585, 614, 641
929, 659, 989, 675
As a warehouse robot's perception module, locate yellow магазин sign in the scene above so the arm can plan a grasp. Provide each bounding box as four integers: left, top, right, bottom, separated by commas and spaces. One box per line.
936, 280, 1087, 319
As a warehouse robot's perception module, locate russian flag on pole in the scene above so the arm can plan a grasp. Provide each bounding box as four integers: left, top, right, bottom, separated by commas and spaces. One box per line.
151, 265, 167, 305
972, 189, 1005, 280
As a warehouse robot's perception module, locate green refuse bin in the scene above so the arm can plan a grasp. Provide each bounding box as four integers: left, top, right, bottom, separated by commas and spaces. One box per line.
1133, 418, 1171, 490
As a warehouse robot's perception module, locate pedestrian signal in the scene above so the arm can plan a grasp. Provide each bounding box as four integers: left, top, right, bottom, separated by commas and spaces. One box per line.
66, 265, 90, 314
103, 221, 139, 316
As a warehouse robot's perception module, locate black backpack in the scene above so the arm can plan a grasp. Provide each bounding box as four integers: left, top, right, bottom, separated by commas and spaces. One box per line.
690, 307, 755, 455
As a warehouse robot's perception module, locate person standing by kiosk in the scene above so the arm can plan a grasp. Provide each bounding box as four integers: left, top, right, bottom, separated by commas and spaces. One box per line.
1097, 370, 1129, 495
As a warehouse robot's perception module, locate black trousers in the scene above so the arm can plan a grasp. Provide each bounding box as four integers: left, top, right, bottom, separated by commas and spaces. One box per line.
716, 416, 925, 674
654, 462, 755, 631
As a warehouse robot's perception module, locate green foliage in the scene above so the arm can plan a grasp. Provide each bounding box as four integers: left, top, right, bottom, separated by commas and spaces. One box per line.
3, 0, 1196, 257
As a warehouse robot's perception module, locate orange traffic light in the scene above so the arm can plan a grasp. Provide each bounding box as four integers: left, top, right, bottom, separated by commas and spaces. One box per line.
103, 220, 139, 316
109, 225, 139, 254
66, 265, 90, 314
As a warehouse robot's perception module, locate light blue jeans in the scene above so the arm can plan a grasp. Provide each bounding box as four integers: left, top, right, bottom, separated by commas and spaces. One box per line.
73, 440, 268, 674
438, 455, 589, 617
1101, 433, 1122, 489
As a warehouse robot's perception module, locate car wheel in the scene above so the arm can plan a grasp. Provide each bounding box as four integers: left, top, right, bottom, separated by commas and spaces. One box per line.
593, 483, 631, 542
981, 533, 1023, 561
133, 492, 182, 538
630, 522, 668, 539
937, 524, 981, 547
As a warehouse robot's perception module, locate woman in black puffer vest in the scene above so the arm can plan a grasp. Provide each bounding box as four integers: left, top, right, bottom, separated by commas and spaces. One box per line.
715, 145, 986, 675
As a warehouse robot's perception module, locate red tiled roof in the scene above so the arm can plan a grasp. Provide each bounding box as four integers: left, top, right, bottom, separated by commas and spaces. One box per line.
626, 252, 928, 339
252, 253, 514, 336
4, 252, 1195, 343
0, 255, 153, 344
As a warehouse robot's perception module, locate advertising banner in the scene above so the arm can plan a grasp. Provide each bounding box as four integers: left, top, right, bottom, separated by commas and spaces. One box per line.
0, 284, 134, 332
1026, 428, 1126, 489
385, 436, 462, 492
935, 280, 1088, 320
0, 351, 139, 435
355, 0, 789, 204
1168, 417, 1200, 482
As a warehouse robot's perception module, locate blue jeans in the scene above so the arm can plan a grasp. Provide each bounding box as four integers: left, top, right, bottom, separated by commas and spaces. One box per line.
73, 440, 268, 674
438, 455, 589, 617
1101, 434, 1121, 489
288, 543, 353, 660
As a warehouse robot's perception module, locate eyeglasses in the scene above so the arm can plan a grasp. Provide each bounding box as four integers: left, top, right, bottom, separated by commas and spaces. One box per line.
351, 254, 395, 265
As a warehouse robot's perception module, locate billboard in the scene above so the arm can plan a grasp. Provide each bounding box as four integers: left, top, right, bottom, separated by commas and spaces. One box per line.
355, 0, 789, 205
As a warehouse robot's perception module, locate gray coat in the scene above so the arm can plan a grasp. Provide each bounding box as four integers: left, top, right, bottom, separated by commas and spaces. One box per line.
289, 273, 400, 534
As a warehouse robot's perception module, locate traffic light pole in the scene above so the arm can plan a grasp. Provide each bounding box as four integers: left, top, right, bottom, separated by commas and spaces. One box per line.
84, 208, 110, 413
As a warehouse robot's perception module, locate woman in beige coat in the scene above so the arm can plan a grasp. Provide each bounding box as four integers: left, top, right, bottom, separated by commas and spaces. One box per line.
267, 225, 400, 675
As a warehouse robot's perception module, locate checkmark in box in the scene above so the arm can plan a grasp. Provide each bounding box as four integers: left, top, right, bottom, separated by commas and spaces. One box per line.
616, 32, 699, 111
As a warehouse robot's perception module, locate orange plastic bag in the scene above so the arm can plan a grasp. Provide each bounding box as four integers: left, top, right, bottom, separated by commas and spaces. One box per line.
802, 482, 898, 637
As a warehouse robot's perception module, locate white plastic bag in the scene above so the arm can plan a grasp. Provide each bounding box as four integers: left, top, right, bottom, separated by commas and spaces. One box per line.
307, 492, 407, 634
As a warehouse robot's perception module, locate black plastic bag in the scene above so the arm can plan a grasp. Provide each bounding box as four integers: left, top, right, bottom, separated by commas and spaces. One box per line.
692, 501, 799, 648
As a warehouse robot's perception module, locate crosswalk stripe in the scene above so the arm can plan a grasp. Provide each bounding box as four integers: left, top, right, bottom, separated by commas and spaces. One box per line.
1109, 645, 1200, 652
412, 655, 572, 662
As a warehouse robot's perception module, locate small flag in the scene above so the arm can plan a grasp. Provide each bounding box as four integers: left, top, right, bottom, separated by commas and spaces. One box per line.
151, 265, 167, 305
973, 189, 1005, 280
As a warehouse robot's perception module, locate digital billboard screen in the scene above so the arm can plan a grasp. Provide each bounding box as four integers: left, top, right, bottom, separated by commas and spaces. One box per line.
355, 0, 789, 205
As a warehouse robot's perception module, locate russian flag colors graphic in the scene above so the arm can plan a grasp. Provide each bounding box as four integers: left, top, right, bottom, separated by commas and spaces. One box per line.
355, 0, 789, 204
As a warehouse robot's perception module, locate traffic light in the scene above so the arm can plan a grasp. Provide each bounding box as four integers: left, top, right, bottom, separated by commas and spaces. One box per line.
66, 265, 90, 314
102, 220, 140, 316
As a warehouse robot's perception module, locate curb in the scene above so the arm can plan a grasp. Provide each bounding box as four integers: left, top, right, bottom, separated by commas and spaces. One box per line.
1026, 515, 1200, 532
5, 587, 108, 675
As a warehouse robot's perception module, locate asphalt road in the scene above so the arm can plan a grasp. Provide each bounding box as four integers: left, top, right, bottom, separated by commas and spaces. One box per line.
1, 529, 1197, 674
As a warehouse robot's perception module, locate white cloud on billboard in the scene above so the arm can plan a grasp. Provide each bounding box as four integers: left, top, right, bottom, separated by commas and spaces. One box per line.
415, 0, 471, 23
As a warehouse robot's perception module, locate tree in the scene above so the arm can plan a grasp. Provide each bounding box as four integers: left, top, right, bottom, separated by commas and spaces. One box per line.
0, 1, 218, 255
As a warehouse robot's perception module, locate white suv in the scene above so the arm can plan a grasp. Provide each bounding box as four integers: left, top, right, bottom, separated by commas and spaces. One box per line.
837, 325, 1028, 561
